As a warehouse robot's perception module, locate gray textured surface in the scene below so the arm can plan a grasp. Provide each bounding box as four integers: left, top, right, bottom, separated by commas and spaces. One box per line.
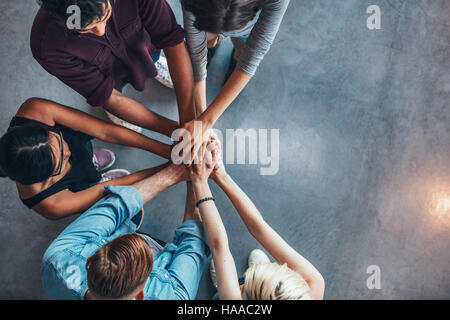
0, 0, 449, 300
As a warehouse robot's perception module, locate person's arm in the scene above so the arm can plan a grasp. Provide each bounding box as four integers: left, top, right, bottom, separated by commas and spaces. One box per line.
212, 169, 325, 300
16, 98, 172, 159
181, 6, 208, 114
198, 0, 291, 128
179, 62, 252, 164
50, 164, 187, 245
104, 89, 179, 138
193, 80, 207, 115
189, 143, 242, 300
164, 42, 197, 125
192, 181, 242, 300
33, 163, 184, 220
179, 0, 291, 162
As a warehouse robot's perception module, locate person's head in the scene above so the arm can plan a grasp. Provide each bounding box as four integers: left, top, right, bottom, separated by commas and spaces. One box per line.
38, 0, 112, 36
86, 234, 153, 300
0, 124, 71, 185
242, 262, 312, 300
181, 0, 266, 34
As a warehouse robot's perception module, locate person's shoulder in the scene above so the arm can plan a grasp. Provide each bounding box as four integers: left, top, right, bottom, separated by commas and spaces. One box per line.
30, 7, 72, 60
41, 247, 87, 300
144, 268, 178, 300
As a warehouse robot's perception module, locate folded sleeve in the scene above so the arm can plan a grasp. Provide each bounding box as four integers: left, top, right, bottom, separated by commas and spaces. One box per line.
182, 7, 208, 82
138, 0, 185, 50
166, 220, 210, 300
48, 186, 144, 251
238, 0, 290, 77
41, 186, 143, 300
34, 52, 115, 107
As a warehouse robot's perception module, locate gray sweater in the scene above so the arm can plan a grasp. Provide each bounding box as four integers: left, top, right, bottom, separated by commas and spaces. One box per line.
182, 0, 290, 82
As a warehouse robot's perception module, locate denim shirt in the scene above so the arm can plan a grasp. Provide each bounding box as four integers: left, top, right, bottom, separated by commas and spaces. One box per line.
41, 185, 209, 300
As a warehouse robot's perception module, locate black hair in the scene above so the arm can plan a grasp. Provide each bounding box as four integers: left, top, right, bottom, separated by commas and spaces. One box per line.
37, 0, 109, 28
0, 124, 56, 185
181, 0, 266, 34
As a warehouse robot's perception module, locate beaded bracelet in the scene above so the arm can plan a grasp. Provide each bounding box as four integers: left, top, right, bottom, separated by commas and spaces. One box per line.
196, 197, 215, 208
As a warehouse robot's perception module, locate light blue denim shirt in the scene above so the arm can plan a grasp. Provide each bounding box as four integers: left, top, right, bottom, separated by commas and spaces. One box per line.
41, 185, 210, 300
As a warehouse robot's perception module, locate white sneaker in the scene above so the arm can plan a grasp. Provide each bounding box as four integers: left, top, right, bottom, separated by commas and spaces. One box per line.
154, 56, 174, 89
105, 110, 143, 133
248, 249, 270, 268
210, 259, 219, 289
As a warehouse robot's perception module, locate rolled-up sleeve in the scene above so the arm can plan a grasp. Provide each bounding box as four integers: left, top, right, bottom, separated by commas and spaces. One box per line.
182, 8, 208, 82
48, 186, 144, 248
41, 185, 144, 300
238, 0, 290, 77
167, 220, 210, 300
138, 0, 185, 50
33, 52, 115, 107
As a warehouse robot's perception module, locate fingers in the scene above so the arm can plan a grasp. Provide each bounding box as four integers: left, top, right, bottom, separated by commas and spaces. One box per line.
205, 141, 215, 169
211, 146, 220, 169
189, 138, 202, 165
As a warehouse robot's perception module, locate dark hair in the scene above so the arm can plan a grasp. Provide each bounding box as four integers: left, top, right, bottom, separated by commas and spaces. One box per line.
181, 0, 266, 34
37, 0, 109, 28
0, 124, 56, 185
86, 234, 153, 299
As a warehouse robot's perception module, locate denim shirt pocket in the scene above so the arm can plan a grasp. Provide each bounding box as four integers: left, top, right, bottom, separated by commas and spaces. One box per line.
146, 269, 176, 300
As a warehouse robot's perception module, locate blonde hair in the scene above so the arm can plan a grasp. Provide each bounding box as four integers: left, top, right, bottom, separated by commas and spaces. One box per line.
242, 262, 312, 300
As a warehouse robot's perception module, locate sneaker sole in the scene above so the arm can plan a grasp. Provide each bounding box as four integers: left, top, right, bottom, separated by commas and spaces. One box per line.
97, 149, 116, 173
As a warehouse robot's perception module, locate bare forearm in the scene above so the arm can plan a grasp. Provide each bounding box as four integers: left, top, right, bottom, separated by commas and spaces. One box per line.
102, 124, 171, 159
164, 43, 196, 125
200, 69, 251, 128
214, 173, 264, 233
104, 90, 179, 137
194, 81, 207, 115
36, 164, 170, 219
192, 181, 229, 252
215, 174, 325, 297
133, 164, 186, 204
192, 180, 242, 300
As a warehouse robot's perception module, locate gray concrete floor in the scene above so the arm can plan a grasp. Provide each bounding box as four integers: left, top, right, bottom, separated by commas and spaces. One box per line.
0, 0, 449, 299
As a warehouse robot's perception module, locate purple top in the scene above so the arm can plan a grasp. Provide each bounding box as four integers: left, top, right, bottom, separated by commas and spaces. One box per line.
31, 0, 185, 107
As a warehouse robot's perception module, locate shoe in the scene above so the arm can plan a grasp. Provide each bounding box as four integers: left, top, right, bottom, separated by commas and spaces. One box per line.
154, 56, 174, 89
224, 49, 238, 83
210, 259, 219, 289
100, 169, 131, 183
105, 110, 143, 133
248, 249, 270, 268
92, 149, 116, 172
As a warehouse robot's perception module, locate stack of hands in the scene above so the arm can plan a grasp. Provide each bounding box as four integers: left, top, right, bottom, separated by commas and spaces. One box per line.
186, 134, 226, 185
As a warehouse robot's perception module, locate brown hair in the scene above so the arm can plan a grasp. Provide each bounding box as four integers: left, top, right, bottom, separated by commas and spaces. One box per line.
86, 234, 153, 299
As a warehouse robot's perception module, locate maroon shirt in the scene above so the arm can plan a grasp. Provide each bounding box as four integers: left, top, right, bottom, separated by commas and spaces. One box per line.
31, 0, 185, 107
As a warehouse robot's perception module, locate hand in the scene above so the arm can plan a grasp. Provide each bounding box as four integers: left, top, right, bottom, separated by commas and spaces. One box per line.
175, 119, 212, 165
210, 140, 227, 182
168, 163, 190, 182
188, 141, 220, 185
